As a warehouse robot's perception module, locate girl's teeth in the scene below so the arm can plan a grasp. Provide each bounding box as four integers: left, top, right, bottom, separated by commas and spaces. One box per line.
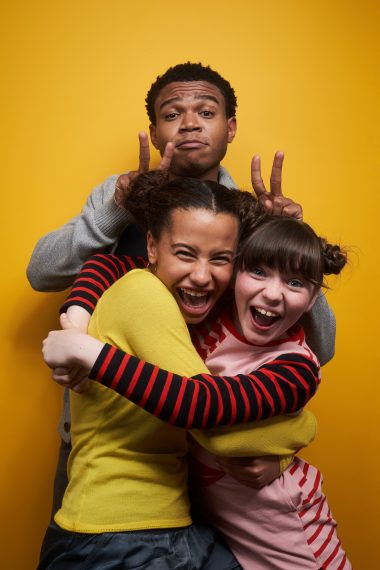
181, 288, 207, 298
180, 288, 209, 307
255, 307, 278, 318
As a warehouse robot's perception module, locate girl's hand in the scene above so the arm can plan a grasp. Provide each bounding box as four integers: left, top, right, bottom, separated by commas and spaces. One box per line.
51, 365, 91, 393
42, 314, 104, 371
216, 455, 281, 488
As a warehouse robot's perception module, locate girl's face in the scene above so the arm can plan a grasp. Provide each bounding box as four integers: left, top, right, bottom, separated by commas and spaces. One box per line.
233, 265, 318, 345
147, 208, 239, 324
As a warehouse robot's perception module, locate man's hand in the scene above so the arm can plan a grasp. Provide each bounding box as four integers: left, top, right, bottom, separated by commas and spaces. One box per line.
114, 132, 175, 207
216, 455, 281, 489
251, 152, 303, 220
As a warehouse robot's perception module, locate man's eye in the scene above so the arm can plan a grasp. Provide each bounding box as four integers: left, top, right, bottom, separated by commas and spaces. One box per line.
200, 110, 214, 118
165, 112, 179, 120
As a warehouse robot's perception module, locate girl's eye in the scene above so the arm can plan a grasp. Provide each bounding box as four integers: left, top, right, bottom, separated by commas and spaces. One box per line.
288, 278, 304, 288
211, 256, 232, 265
175, 250, 195, 260
251, 267, 265, 277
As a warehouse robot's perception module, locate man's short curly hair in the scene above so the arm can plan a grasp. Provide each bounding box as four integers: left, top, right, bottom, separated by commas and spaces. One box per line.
145, 62, 237, 125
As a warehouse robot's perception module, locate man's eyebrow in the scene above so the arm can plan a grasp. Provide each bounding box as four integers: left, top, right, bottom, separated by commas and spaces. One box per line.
159, 94, 220, 111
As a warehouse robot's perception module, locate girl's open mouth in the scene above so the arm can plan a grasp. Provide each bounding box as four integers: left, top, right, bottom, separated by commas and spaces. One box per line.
250, 306, 280, 328
179, 287, 211, 309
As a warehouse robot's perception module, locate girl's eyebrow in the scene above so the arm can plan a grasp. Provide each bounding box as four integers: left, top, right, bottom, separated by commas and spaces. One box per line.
171, 243, 235, 256
171, 242, 197, 252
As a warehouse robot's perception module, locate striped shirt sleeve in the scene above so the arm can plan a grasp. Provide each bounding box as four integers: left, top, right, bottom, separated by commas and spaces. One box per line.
60, 253, 147, 314
89, 345, 320, 429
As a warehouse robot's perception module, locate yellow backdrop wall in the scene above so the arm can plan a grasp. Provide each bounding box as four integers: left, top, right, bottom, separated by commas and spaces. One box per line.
1, 1, 378, 568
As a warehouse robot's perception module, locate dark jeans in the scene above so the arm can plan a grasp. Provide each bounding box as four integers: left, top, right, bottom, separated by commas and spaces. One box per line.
38, 522, 241, 570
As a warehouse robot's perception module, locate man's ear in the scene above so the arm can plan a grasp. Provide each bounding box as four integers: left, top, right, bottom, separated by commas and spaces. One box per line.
227, 117, 237, 143
146, 231, 158, 264
149, 124, 159, 149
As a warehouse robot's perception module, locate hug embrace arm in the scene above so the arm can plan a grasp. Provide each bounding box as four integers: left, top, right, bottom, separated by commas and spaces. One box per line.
88, 342, 320, 429
61, 253, 147, 313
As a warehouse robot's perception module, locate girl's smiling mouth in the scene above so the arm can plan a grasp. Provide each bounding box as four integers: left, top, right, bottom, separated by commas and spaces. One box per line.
179, 287, 211, 309
250, 306, 280, 328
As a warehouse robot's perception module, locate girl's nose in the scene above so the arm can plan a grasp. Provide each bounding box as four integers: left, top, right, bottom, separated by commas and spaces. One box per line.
190, 263, 211, 287
262, 279, 283, 303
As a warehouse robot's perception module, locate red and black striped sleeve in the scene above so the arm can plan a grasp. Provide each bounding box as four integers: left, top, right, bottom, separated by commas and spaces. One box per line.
89, 345, 320, 429
60, 253, 148, 315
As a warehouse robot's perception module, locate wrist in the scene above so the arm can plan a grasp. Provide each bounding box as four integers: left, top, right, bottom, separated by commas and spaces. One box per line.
74, 335, 104, 371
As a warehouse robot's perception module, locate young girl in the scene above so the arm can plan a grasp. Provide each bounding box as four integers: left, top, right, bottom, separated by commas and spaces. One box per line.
43, 173, 351, 568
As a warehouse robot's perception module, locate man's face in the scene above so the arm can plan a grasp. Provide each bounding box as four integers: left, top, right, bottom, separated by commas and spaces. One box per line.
150, 81, 236, 181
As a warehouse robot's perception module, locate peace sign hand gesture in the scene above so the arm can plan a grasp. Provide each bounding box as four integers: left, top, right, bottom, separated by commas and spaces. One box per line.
251, 152, 303, 220
114, 132, 174, 207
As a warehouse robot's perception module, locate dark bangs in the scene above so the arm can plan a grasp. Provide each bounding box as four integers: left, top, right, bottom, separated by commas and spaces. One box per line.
237, 217, 324, 287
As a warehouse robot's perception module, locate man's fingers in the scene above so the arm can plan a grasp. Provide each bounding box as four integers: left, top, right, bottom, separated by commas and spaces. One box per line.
251, 155, 267, 197
257, 195, 274, 215
157, 142, 174, 171
283, 202, 303, 220
138, 131, 150, 172
269, 151, 284, 197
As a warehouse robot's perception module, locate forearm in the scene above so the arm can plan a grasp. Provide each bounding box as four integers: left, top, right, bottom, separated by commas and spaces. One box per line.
89, 346, 320, 429
26, 176, 132, 292
190, 409, 317, 457
300, 292, 336, 366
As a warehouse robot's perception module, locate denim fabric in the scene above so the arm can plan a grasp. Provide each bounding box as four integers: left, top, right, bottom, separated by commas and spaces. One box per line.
38, 521, 241, 570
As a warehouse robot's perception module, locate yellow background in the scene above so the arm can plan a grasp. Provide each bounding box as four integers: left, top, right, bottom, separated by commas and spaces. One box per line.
1, 1, 378, 568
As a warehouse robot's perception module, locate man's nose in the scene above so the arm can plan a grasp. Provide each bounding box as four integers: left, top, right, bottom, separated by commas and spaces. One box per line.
179, 111, 202, 132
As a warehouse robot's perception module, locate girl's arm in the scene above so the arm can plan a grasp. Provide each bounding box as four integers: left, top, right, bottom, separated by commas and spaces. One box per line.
60, 252, 147, 314
191, 409, 317, 457
89, 344, 319, 429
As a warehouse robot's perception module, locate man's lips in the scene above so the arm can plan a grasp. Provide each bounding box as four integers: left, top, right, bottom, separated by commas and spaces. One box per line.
175, 140, 208, 150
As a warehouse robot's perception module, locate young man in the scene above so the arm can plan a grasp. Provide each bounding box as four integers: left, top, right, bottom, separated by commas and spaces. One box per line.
27, 62, 300, 292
